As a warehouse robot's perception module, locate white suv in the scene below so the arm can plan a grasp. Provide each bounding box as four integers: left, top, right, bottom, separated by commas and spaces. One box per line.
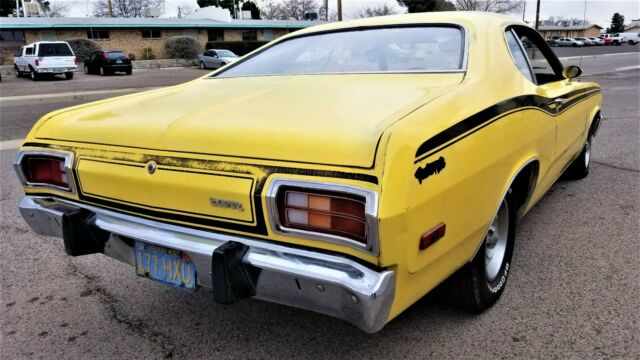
14, 41, 78, 80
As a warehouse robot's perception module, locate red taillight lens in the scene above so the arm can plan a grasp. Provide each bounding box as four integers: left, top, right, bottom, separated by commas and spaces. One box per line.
277, 189, 367, 242
102, 51, 109, 58
35, 58, 40, 66
74, 57, 78, 65
22, 157, 68, 188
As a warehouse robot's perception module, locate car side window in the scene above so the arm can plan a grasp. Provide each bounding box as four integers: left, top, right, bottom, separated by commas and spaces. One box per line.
25, 47, 33, 55
212, 51, 218, 58
511, 26, 564, 85
505, 30, 534, 83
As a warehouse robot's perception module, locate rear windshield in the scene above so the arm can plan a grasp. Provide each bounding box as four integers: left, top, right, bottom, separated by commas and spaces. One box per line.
38, 43, 73, 57
215, 26, 464, 77
107, 51, 125, 59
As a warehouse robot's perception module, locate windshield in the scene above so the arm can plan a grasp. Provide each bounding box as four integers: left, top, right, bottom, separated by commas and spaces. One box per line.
38, 43, 73, 57
215, 26, 464, 78
217, 50, 237, 58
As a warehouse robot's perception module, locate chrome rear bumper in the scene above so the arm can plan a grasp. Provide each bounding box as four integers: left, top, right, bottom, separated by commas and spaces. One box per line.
19, 196, 394, 333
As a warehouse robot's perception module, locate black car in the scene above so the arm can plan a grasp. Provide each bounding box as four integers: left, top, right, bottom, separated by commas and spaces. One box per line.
84, 50, 132, 75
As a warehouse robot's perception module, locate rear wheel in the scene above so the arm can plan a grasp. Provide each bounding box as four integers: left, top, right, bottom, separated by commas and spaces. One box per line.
125, 68, 132, 75
29, 68, 38, 81
99, 66, 107, 76
447, 192, 516, 311
15, 65, 22, 78
199, 61, 206, 70
65, 72, 74, 80
563, 135, 591, 180
84, 65, 90, 74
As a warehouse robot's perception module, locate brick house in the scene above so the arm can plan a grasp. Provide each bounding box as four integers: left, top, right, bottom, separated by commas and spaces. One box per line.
536, 22, 604, 40
0, 17, 322, 59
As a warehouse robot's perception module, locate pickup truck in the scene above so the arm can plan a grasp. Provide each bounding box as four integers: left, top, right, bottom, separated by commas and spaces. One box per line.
599, 34, 623, 46
14, 41, 78, 80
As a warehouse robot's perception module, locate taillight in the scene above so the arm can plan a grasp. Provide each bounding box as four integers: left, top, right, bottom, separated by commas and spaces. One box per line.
22, 157, 68, 188
277, 189, 367, 242
35, 58, 40, 66
102, 51, 109, 58
74, 57, 78, 65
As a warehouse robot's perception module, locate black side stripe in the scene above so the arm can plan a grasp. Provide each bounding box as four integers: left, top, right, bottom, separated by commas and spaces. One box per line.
414, 87, 600, 163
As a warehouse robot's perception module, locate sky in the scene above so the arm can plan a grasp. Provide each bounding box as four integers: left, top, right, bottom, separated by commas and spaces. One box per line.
58, 0, 640, 28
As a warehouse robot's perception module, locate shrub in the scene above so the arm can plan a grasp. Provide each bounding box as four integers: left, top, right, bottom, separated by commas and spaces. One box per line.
128, 52, 136, 61
205, 41, 269, 56
66, 38, 101, 61
141, 47, 156, 60
164, 36, 201, 59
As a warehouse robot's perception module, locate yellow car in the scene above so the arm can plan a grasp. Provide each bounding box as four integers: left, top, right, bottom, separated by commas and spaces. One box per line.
14, 12, 601, 333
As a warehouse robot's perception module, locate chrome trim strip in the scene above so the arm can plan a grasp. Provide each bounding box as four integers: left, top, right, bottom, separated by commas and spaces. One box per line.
265, 179, 380, 256
13, 149, 76, 194
19, 196, 394, 333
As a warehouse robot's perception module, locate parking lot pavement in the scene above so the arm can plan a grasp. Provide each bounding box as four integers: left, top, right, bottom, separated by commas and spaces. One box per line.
552, 43, 639, 58
0, 66, 639, 358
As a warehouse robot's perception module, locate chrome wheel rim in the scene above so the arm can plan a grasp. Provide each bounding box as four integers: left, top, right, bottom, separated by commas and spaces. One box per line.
200, 62, 205, 69
584, 139, 591, 168
84, 66, 89, 74
485, 199, 509, 282
100, 67, 104, 75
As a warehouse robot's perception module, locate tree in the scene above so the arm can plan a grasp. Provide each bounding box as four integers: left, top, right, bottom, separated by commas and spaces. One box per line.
397, 0, 455, 13
609, 13, 625, 33
0, 0, 17, 17
241, 0, 261, 19
355, 4, 397, 18
454, 0, 523, 13
93, 0, 164, 17
36, 0, 70, 17
259, 0, 318, 20
197, 0, 235, 14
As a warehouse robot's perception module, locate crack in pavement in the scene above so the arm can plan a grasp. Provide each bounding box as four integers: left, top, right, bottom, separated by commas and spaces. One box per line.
592, 160, 640, 173
65, 262, 177, 359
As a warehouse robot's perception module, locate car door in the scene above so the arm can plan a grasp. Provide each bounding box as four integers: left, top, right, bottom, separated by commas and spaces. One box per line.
511, 26, 591, 182
210, 51, 222, 67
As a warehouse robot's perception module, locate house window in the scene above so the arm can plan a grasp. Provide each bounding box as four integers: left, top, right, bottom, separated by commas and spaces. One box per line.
183, 29, 198, 40
141, 29, 162, 38
207, 29, 224, 41
87, 29, 110, 40
242, 29, 257, 41
40, 30, 57, 41
0, 30, 26, 42
262, 29, 273, 41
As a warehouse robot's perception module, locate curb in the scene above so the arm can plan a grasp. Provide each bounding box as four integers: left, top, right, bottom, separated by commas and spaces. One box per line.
0, 87, 158, 106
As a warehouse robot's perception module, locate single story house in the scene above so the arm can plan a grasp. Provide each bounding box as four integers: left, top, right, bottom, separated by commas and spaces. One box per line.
537, 23, 603, 39
0, 17, 323, 59
625, 20, 640, 33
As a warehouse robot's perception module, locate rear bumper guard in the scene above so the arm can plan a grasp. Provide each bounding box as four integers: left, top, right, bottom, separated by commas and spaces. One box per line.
19, 196, 395, 333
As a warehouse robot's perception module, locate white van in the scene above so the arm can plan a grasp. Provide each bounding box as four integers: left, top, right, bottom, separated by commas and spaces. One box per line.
615, 33, 640, 45
14, 41, 78, 80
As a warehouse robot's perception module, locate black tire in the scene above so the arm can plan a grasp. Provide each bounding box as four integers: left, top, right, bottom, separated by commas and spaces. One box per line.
563, 136, 591, 180
629, 40, 636, 45
219, 62, 227, 68
446, 192, 516, 311
15, 65, 22, 78
65, 72, 74, 80
572, 43, 577, 47
126, 68, 132, 75
29, 68, 38, 81
99, 66, 107, 76
199, 61, 206, 70
84, 65, 90, 74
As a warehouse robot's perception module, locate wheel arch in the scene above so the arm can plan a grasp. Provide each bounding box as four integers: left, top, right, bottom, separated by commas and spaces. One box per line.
588, 108, 602, 138
467, 157, 539, 262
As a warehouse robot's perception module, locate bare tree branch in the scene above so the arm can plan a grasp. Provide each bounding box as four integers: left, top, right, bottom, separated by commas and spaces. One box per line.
454, 0, 523, 14
93, 0, 165, 17
354, 3, 397, 18
259, 0, 318, 20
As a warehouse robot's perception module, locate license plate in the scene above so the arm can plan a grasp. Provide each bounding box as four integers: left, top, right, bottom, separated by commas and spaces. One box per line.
53, 68, 64, 73
134, 242, 197, 291
116, 60, 122, 64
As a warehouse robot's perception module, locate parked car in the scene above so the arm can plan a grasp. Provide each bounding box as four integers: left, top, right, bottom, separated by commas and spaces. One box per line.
198, 49, 238, 69
574, 37, 596, 46
14, 41, 77, 80
616, 33, 640, 45
554, 38, 584, 47
14, 13, 602, 333
84, 50, 132, 75
588, 37, 605, 46
599, 34, 623, 45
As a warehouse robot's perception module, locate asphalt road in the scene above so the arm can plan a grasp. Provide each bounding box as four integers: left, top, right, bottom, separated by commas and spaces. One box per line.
1, 54, 639, 358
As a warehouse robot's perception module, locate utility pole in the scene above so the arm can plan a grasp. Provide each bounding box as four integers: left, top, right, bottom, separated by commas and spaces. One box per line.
534, 0, 541, 30
21, 0, 27, 17
522, 0, 526, 21
15, 0, 20, 17
337, 0, 342, 21
108, 0, 113, 17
